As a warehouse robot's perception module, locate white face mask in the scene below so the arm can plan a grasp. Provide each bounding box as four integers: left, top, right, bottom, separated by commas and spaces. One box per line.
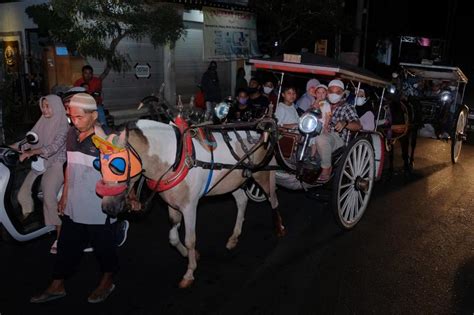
263, 86, 273, 94
328, 93, 343, 104
355, 97, 366, 106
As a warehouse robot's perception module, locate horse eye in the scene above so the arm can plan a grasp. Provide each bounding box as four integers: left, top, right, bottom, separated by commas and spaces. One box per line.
93, 158, 101, 171
109, 157, 126, 175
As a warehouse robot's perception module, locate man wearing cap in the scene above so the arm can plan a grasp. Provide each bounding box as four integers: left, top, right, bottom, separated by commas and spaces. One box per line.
30, 93, 121, 304
295, 78, 320, 114
314, 79, 361, 183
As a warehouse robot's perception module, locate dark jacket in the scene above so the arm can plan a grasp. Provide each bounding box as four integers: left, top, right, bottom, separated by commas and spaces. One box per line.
201, 69, 222, 102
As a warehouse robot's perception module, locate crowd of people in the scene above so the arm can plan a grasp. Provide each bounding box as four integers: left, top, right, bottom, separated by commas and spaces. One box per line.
10, 61, 378, 303
218, 68, 375, 183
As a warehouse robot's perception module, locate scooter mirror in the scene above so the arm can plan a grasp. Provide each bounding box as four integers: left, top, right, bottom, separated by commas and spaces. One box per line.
26, 131, 39, 144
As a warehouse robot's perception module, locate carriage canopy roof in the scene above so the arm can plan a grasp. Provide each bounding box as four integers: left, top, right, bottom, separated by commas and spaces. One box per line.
399, 63, 468, 84
249, 53, 390, 88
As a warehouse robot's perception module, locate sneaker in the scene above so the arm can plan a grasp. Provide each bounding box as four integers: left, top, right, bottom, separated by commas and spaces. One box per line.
83, 246, 94, 253
116, 220, 129, 247
50, 240, 58, 255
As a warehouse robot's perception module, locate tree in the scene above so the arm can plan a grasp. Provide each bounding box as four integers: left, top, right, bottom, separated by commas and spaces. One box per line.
26, 0, 185, 80
252, 0, 348, 56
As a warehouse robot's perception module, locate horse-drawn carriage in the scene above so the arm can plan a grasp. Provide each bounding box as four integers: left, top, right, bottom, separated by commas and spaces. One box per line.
393, 62, 469, 164
241, 53, 392, 229
91, 53, 401, 287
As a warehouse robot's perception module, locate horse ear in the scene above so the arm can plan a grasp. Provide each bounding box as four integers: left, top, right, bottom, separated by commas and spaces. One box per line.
94, 124, 107, 139
117, 129, 127, 147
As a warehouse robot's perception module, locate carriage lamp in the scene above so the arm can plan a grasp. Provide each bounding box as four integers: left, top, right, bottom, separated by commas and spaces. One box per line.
215, 102, 230, 120
388, 85, 397, 94
440, 91, 453, 103
298, 111, 323, 135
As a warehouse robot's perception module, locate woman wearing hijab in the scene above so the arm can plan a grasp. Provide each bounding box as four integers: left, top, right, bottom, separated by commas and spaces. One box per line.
14, 94, 69, 254
354, 89, 375, 131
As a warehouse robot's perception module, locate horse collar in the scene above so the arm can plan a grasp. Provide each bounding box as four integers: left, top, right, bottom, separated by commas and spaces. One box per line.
146, 117, 194, 192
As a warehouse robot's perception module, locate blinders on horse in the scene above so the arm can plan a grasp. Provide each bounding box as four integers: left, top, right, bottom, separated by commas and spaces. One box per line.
92, 134, 143, 197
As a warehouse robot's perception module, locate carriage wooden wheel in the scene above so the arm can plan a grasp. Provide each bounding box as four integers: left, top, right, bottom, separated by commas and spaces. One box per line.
332, 138, 375, 229
245, 181, 268, 202
451, 107, 468, 164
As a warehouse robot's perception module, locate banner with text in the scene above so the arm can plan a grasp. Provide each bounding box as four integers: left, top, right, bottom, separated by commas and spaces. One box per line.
203, 7, 260, 61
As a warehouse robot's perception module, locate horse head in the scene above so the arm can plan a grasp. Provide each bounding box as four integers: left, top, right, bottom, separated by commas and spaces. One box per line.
93, 124, 143, 217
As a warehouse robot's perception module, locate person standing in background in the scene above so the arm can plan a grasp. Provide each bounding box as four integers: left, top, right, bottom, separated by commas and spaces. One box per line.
201, 61, 222, 120
74, 65, 107, 126
235, 67, 248, 96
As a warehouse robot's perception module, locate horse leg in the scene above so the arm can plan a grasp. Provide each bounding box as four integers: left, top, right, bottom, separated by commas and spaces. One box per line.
400, 135, 410, 172
168, 206, 187, 257
179, 203, 199, 289
226, 189, 248, 250
254, 171, 286, 237
409, 127, 418, 170
388, 141, 394, 179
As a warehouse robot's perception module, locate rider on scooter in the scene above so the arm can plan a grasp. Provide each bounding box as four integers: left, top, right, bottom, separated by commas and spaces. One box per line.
10, 94, 69, 253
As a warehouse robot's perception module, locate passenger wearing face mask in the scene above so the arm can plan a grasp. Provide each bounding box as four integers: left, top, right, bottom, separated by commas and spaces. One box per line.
295, 78, 320, 114
354, 89, 375, 131
262, 80, 278, 105
313, 79, 362, 183
227, 88, 254, 122
247, 78, 270, 118
308, 84, 331, 158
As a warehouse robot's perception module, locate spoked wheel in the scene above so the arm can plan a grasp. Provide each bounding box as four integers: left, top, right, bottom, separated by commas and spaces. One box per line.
451, 109, 468, 164
245, 181, 267, 202
332, 138, 375, 230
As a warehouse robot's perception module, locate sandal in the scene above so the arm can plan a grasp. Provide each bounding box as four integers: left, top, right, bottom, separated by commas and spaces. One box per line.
316, 167, 332, 183
30, 291, 66, 303
87, 284, 116, 303
50, 240, 58, 254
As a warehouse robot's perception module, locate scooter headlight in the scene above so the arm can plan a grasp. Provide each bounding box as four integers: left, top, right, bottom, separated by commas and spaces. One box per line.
440, 91, 452, 103
298, 111, 323, 135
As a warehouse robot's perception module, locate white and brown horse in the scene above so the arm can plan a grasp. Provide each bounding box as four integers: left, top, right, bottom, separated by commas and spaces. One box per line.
93, 119, 284, 288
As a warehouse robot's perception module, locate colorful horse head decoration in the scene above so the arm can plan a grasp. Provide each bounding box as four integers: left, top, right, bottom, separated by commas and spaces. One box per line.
92, 132, 142, 197
93, 119, 284, 289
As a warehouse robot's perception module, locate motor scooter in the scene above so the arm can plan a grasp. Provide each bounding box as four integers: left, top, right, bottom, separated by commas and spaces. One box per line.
0, 132, 56, 241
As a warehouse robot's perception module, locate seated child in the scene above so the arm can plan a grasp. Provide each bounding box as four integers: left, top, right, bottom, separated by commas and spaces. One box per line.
228, 88, 254, 122
309, 84, 331, 157
275, 86, 299, 129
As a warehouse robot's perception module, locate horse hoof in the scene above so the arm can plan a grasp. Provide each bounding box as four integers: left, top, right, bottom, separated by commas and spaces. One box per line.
178, 278, 194, 289
275, 226, 287, 238
226, 238, 238, 250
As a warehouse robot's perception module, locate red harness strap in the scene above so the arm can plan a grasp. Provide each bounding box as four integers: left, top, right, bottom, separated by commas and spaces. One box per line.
146, 116, 194, 192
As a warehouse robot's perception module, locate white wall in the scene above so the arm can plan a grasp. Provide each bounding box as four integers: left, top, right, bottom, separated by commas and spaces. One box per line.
0, 0, 46, 69
175, 17, 231, 102
87, 37, 165, 110
0, 0, 45, 33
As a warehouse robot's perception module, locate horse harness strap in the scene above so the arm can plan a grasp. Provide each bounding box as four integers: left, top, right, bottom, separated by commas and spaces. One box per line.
146, 115, 194, 192
145, 117, 279, 193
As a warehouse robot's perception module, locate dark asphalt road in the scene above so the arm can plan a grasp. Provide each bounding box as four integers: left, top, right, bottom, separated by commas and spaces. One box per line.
1, 137, 474, 315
